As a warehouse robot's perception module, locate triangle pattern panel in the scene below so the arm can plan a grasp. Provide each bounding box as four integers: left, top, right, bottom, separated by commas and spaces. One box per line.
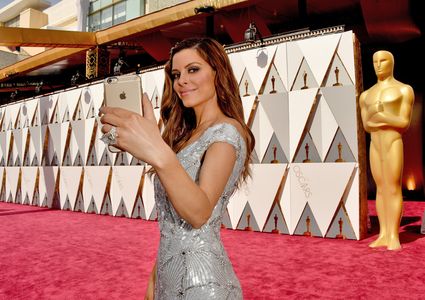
286, 41, 306, 91
131, 195, 146, 219
47, 123, 69, 167
343, 165, 359, 239
21, 167, 38, 205
99, 147, 115, 166
250, 149, 260, 164
114, 152, 129, 166
309, 96, 339, 161
227, 182, 249, 229
58, 88, 82, 123
278, 169, 291, 233
86, 146, 98, 166
293, 202, 322, 237
288, 88, 318, 161
73, 99, 85, 122
5, 167, 20, 203
240, 45, 277, 94
142, 174, 156, 220
325, 203, 357, 240
47, 94, 60, 124
148, 203, 157, 221
239, 69, 257, 98
236, 201, 261, 232
71, 118, 96, 166
261, 133, 288, 164
262, 202, 289, 234
263, 63, 287, 95
115, 197, 129, 217
322, 52, 354, 87
151, 87, 162, 123
110, 166, 144, 217
32, 189, 40, 206
246, 164, 287, 230
88, 83, 105, 114
228, 52, 245, 84
62, 106, 71, 122
293, 132, 321, 163
4, 102, 20, 130
141, 70, 164, 102
21, 99, 38, 128
86, 196, 99, 214
321, 85, 358, 160
241, 95, 256, 124
59, 167, 83, 210
337, 31, 356, 85
259, 93, 290, 160
290, 58, 319, 91
38, 166, 59, 208
74, 191, 85, 212
296, 32, 341, 87
324, 128, 356, 163
250, 102, 274, 162
12, 129, 25, 166
83, 166, 110, 213
73, 151, 84, 167
273, 43, 289, 91
40, 125, 49, 165
100, 193, 113, 215
291, 162, 356, 236
80, 86, 96, 119
0, 132, 7, 165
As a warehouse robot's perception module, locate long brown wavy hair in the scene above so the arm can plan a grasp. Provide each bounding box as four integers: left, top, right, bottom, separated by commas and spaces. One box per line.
161, 37, 255, 185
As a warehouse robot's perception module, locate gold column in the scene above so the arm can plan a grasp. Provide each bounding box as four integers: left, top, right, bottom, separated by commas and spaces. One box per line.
86, 46, 110, 79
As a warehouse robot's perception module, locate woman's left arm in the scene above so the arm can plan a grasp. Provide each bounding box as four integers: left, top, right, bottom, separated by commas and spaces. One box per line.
100, 94, 237, 228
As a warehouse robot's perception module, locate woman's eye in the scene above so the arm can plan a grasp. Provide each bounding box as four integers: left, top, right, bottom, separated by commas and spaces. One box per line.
188, 67, 199, 73
172, 73, 180, 79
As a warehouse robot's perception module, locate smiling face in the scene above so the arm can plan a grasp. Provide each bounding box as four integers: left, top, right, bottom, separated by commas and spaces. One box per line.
171, 48, 217, 110
373, 50, 394, 80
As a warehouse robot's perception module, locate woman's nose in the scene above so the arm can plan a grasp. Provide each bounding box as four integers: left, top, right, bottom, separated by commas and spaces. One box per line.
177, 73, 188, 85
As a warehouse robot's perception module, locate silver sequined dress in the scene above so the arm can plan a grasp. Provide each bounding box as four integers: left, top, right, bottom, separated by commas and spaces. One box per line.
154, 123, 245, 299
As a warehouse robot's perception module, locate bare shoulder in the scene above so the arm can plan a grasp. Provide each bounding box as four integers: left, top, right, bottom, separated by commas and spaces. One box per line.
219, 117, 245, 137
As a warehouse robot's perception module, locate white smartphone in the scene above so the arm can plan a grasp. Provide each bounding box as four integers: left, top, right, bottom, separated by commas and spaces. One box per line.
103, 74, 143, 153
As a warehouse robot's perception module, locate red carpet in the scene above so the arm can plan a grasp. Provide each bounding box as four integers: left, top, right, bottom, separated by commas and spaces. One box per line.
1, 201, 424, 299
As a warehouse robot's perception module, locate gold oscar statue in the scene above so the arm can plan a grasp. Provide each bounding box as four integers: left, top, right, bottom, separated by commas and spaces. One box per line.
303, 215, 312, 237
271, 213, 280, 234
270, 145, 279, 163
303, 143, 311, 163
333, 66, 343, 86
270, 75, 277, 94
335, 142, 345, 162
244, 213, 253, 231
154, 95, 159, 109
243, 79, 250, 97
301, 71, 308, 90
359, 50, 414, 250
335, 217, 346, 239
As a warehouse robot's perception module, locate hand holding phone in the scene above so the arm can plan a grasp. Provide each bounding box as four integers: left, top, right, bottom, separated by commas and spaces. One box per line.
103, 74, 143, 152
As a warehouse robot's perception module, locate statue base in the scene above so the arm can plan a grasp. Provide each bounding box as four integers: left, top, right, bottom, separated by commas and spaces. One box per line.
244, 226, 253, 231
271, 229, 280, 234
336, 234, 346, 240
303, 231, 312, 237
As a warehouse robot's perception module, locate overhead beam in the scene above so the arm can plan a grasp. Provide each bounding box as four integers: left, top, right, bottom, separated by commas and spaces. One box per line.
0, 47, 88, 81
95, 0, 250, 45
0, 27, 96, 47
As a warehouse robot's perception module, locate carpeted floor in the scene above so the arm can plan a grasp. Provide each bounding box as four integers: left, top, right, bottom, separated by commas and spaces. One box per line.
0, 200, 424, 299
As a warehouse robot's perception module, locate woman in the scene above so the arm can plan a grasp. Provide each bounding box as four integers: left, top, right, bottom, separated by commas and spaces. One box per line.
100, 37, 254, 299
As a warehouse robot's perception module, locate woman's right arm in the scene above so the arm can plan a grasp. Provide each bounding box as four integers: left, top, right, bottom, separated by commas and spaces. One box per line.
144, 261, 157, 300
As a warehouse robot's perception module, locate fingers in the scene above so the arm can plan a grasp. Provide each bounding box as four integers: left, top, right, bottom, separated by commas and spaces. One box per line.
142, 93, 156, 122
100, 112, 122, 128
99, 106, 133, 118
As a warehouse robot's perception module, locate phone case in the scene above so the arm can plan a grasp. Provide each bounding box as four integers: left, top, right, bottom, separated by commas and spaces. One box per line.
104, 74, 143, 153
